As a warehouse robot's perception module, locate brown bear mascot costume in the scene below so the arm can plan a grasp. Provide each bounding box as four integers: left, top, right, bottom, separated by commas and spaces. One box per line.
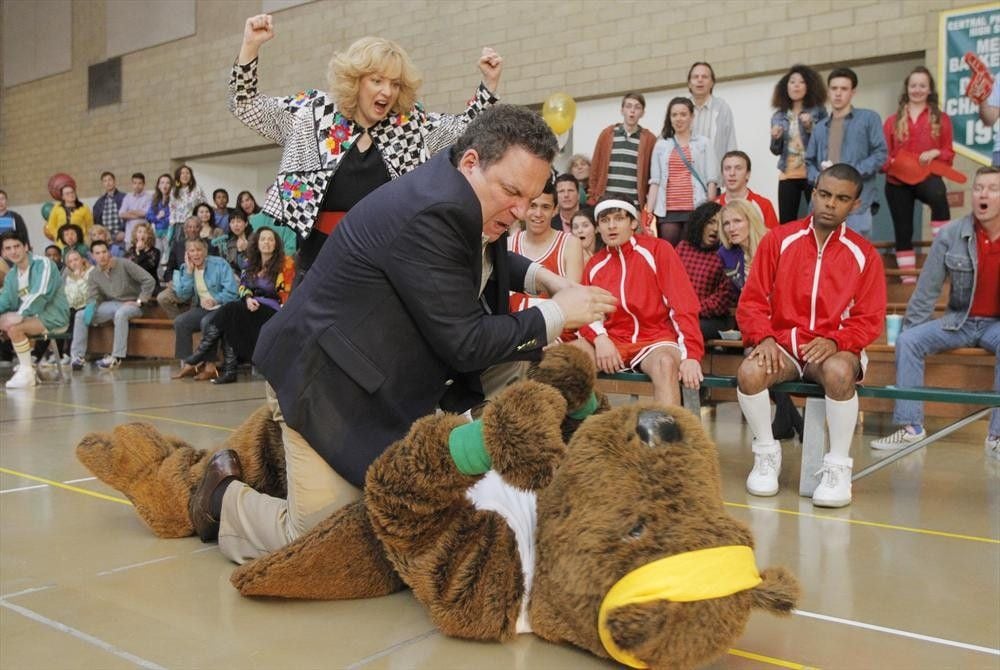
77, 345, 799, 669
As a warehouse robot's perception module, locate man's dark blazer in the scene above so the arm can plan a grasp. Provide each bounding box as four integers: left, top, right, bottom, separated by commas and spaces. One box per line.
254, 149, 548, 487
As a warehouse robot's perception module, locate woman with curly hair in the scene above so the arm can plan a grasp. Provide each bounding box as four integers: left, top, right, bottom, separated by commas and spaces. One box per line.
125, 222, 161, 284
177, 227, 294, 384
230, 13, 504, 280
769, 64, 827, 223
882, 66, 954, 282
675, 201, 737, 341
57, 223, 89, 260
168, 165, 207, 243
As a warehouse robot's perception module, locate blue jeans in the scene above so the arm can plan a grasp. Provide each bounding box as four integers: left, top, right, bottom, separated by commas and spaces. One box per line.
70, 301, 143, 360
893, 317, 1000, 436
173, 306, 219, 359
845, 208, 872, 237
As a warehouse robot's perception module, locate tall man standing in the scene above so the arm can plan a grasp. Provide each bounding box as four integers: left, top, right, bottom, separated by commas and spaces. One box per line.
587, 92, 656, 210
805, 68, 887, 237
551, 173, 580, 232
118, 173, 152, 245
736, 164, 886, 508
189, 105, 617, 563
92, 172, 127, 246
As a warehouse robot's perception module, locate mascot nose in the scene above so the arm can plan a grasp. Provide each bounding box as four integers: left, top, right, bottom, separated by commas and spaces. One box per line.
635, 409, 681, 445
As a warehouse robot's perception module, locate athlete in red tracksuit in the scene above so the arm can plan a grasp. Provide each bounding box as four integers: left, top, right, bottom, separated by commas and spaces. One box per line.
735, 164, 887, 509
574, 199, 704, 407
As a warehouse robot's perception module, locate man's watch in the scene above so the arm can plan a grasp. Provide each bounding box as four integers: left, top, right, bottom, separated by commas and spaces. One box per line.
136, 298, 143, 307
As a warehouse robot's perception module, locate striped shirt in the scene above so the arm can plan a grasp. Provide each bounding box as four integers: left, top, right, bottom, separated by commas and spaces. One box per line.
606, 124, 642, 204
666, 146, 695, 212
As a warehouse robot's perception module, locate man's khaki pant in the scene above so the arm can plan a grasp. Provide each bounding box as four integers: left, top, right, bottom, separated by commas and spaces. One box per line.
218, 385, 360, 564
217, 362, 528, 564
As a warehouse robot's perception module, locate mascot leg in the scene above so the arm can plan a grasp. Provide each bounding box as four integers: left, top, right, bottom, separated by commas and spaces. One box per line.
75, 405, 286, 538
229, 500, 404, 599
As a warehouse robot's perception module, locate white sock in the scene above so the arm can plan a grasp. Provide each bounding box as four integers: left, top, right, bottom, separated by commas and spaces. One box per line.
13, 338, 32, 368
825, 393, 858, 461
738, 388, 775, 446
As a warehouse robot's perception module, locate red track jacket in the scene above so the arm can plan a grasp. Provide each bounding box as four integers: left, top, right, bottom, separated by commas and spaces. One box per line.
580, 236, 704, 361
736, 216, 886, 357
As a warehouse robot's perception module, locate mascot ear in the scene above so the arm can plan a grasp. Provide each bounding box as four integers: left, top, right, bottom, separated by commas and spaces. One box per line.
528, 344, 596, 413
750, 567, 800, 614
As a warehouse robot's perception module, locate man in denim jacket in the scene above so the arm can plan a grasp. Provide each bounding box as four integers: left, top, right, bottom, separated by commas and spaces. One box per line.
805, 68, 887, 237
872, 167, 1000, 457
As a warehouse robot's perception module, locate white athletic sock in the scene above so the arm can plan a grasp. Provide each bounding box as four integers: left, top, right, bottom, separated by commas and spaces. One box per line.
825, 393, 859, 460
738, 388, 774, 446
13, 338, 32, 368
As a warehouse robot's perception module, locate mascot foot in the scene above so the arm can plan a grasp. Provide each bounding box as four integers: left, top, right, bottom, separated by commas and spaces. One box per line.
76, 423, 213, 538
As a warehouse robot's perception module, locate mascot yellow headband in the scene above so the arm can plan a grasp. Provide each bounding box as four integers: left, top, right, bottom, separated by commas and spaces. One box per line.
597, 545, 762, 669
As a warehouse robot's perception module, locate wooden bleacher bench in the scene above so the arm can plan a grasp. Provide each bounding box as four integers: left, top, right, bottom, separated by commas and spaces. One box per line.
598, 370, 1000, 497
84, 299, 199, 361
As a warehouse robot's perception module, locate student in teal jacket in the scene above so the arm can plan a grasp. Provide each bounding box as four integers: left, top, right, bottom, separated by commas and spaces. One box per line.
0, 232, 69, 388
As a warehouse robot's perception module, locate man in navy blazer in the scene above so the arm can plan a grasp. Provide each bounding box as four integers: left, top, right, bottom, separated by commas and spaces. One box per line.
194, 105, 617, 562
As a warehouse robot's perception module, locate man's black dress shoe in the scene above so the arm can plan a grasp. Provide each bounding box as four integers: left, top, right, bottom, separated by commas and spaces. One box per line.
189, 449, 243, 543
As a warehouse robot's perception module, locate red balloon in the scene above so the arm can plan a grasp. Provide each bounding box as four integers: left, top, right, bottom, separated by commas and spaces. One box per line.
47, 173, 77, 200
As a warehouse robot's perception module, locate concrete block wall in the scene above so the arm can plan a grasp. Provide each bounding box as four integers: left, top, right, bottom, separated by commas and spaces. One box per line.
0, 0, 975, 208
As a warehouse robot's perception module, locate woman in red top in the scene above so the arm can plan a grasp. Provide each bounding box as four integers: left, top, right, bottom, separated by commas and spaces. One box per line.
883, 66, 954, 283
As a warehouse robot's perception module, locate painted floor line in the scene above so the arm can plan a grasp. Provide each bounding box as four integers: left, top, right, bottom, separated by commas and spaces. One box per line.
12, 396, 252, 432
0, 484, 48, 494
0, 467, 131, 505
725, 501, 999, 545
96, 555, 177, 577
727, 647, 818, 669
345, 628, 439, 669
190, 546, 216, 554
1, 460, 995, 546
1, 599, 168, 670
1, 476, 95, 495
0, 585, 54, 600
794, 609, 1000, 656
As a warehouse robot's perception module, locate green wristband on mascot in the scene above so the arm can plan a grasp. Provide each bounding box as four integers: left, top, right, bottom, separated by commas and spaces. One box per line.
449, 420, 492, 475
568, 391, 599, 420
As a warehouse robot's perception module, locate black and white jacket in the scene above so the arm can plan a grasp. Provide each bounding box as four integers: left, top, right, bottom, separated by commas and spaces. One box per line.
228, 59, 498, 239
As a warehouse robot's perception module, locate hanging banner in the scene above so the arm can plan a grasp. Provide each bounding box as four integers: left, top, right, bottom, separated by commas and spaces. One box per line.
939, 3, 999, 165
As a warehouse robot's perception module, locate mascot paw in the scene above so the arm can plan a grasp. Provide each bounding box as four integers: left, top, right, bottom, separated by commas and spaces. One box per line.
528, 344, 597, 414
482, 380, 567, 490
76, 423, 209, 538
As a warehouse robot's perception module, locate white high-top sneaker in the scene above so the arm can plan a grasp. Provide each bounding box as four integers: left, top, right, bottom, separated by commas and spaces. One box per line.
746, 440, 781, 497
812, 455, 853, 508
5, 365, 37, 389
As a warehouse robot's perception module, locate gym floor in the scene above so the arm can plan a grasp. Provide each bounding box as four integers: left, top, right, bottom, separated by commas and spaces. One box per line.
1, 364, 997, 669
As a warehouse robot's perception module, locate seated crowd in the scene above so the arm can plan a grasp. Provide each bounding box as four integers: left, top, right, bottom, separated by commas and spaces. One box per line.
0, 58, 997, 509
0, 164, 288, 386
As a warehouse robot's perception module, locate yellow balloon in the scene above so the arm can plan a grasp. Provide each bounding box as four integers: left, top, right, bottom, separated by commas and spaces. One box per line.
542, 92, 577, 135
